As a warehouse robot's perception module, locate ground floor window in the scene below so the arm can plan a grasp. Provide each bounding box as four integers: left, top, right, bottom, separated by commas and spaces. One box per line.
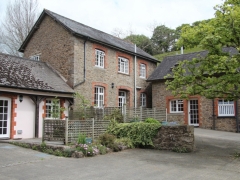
94, 86, 104, 107
46, 99, 60, 118
218, 100, 234, 116
119, 91, 126, 107
140, 93, 146, 107
170, 100, 183, 113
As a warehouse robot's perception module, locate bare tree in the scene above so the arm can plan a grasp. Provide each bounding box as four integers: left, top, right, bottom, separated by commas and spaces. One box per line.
0, 0, 39, 56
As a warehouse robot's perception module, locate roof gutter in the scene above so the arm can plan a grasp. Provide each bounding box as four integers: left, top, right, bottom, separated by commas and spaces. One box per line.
74, 37, 88, 88
0, 85, 74, 95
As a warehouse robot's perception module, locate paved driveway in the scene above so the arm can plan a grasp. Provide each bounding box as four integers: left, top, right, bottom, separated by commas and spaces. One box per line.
1, 128, 240, 180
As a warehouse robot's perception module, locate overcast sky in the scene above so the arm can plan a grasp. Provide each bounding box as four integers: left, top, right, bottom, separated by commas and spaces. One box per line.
0, 0, 224, 37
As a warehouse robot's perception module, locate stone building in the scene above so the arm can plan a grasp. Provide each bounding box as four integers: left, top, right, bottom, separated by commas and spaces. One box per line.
19, 9, 158, 109
0, 53, 74, 139
147, 47, 240, 132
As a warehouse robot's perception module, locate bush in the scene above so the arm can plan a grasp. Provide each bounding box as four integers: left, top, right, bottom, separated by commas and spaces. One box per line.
98, 133, 116, 147
97, 145, 107, 155
107, 122, 161, 147
104, 108, 123, 123
76, 144, 99, 156
115, 138, 134, 148
77, 133, 86, 144
144, 118, 160, 124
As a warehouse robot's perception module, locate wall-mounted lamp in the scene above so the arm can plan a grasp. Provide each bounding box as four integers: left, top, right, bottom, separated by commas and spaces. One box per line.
111, 83, 114, 89
19, 95, 23, 103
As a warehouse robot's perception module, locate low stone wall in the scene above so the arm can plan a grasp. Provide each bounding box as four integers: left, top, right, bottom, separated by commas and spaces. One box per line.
153, 125, 194, 152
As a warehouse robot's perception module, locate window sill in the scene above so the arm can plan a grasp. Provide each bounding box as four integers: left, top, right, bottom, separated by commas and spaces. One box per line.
94, 66, 105, 70
139, 77, 146, 79
217, 116, 235, 118
168, 113, 184, 116
118, 72, 130, 76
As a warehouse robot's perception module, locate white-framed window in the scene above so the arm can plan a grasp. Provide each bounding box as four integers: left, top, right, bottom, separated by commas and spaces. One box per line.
140, 64, 146, 78
30, 55, 40, 61
218, 100, 235, 116
46, 99, 60, 119
118, 57, 129, 74
95, 49, 105, 68
119, 91, 126, 107
170, 100, 184, 113
140, 93, 146, 107
94, 86, 104, 107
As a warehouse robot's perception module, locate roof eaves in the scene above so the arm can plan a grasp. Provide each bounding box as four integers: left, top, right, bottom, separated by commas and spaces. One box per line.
0, 84, 74, 94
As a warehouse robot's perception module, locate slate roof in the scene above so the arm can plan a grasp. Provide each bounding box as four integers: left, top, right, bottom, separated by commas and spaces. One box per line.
0, 53, 74, 94
147, 47, 239, 81
19, 9, 158, 63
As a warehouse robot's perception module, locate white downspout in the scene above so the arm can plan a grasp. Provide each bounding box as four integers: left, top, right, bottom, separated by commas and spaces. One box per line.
134, 44, 137, 108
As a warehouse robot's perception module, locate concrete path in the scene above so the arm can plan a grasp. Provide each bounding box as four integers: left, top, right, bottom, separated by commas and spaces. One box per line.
0, 128, 240, 180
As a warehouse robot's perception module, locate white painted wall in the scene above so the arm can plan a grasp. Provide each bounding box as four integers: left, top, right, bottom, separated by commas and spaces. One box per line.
14, 95, 35, 139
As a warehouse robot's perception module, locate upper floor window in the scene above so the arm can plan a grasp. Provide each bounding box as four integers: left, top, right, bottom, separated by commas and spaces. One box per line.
46, 99, 60, 119
170, 100, 183, 113
95, 49, 105, 68
140, 64, 146, 78
94, 86, 104, 107
118, 57, 129, 74
218, 100, 235, 116
140, 93, 146, 107
30, 55, 40, 61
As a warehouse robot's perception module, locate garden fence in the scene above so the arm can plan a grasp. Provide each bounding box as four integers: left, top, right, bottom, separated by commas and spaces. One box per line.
69, 106, 167, 122
42, 118, 110, 144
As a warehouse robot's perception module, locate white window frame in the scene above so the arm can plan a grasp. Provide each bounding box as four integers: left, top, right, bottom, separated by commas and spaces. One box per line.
94, 86, 104, 108
45, 99, 60, 119
140, 64, 146, 78
140, 93, 146, 107
218, 100, 235, 117
30, 55, 40, 61
170, 100, 184, 113
95, 49, 105, 68
118, 57, 129, 74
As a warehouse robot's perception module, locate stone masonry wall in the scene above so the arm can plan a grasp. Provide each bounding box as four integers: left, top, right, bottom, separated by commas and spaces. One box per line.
152, 81, 238, 132
153, 125, 194, 152
23, 14, 157, 108
23, 15, 74, 87
73, 39, 157, 108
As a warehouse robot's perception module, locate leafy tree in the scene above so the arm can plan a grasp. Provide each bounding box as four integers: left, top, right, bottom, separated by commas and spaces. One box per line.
166, 0, 240, 100
124, 34, 153, 54
0, 0, 39, 56
151, 25, 176, 54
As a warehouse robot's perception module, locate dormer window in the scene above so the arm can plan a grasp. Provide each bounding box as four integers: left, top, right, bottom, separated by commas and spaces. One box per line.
95, 49, 105, 68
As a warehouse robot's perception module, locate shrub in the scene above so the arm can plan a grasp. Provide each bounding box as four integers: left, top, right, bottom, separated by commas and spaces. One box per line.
104, 108, 123, 123
98, 133, 116, 147
107, 122, 161, 147
144, 118, 160, 124
77, 133, 86, 144
115, 138, 134, 148
76, 144, 99, 156
97, 145, 107, 155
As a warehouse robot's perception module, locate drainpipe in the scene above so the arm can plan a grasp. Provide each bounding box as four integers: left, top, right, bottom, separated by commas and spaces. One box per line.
74, 38, 88, 88
212, 99, 215, 130
134, 44, 137, 108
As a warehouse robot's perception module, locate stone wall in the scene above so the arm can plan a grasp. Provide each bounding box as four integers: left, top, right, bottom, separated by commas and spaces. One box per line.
23, 16, 74, 87
23, 14, 157, 108
153, 125, 194, 152
152, 81, 238, 132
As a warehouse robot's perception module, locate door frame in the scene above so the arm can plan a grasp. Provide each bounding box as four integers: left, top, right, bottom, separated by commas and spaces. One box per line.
0, 97, 11, 138
188, 99, 199, 126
